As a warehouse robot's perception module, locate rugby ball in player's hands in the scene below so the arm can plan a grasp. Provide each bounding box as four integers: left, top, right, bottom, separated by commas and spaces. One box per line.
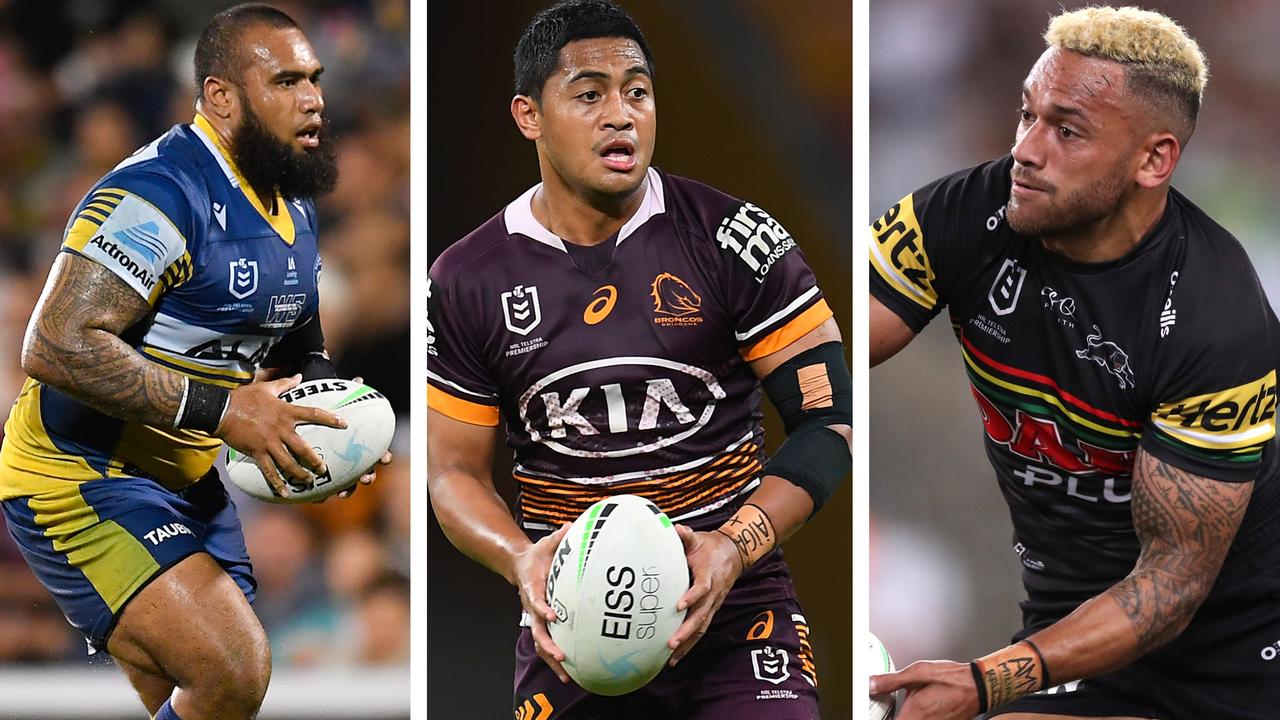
225, 379, 394, 504
546, 494, 690, 696
869, 631, 898, 720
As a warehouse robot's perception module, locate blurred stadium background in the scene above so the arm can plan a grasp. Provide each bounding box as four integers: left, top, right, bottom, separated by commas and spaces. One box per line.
871, 0, 1280, 669
0, 1, 409, 717
428, 0, 852, 716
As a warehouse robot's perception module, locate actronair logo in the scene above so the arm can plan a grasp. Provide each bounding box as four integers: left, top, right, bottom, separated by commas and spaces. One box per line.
88, 234, 157, 290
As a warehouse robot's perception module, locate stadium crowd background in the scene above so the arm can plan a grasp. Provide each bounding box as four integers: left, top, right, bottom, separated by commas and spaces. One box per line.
0, 0, 411, 696
427, 0, 852, 716
871, 0, 1280, 667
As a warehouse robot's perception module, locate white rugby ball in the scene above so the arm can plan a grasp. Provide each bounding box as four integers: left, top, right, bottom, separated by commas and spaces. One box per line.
546, 494, 689, 696
225, 379, 394, 504
869, 631, 898, 720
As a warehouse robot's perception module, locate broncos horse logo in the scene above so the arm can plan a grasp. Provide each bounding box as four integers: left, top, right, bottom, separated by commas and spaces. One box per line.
650, 272, 702, 317
1076, 324, 1135, 390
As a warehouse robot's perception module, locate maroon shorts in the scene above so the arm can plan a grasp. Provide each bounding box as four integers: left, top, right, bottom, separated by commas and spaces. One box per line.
514, 548, 820, 719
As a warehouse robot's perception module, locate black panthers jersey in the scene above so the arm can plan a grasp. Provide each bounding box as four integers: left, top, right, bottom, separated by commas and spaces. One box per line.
871, 155, 1280, 605
430, 168, 831, 531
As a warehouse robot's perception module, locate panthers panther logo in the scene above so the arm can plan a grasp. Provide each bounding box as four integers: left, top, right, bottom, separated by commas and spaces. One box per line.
650, 272, 702, 318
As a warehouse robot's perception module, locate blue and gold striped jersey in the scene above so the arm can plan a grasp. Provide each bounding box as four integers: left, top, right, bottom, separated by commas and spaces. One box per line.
1, 114, 322, 497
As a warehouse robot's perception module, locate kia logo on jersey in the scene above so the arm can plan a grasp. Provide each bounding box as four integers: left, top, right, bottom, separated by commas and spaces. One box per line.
502, 284, 542, 336
517, 356, 726, 459
988, 258, 1026, 316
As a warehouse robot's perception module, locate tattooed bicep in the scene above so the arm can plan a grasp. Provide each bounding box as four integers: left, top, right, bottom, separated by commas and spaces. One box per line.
33, 253, 152, 339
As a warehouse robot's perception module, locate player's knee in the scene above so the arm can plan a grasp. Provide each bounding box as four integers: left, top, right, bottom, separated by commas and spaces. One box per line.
193, 626, 271, 715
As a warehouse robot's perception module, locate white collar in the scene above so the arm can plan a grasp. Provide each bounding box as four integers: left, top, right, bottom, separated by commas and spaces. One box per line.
502, 167, 666, 252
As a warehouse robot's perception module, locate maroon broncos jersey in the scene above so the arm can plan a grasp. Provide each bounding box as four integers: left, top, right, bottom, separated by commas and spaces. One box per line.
429, 168, 832, 531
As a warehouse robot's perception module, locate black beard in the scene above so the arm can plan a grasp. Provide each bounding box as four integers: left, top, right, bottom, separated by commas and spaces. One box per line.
230, 104, 338, 201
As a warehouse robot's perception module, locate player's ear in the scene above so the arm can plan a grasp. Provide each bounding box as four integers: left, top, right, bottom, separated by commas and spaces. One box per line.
511, 94, 541, 141
1134, 132, 1180, 189
203, 76, 239, 122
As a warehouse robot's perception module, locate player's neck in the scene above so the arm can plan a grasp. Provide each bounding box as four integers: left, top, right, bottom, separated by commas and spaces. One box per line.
532, 173, 647, 247
1040, 189, 1169, 264
197, 110, 280, 213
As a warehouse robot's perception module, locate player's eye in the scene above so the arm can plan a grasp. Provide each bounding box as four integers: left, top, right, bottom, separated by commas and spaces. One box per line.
1018, 108, 1033, 123
280, 78, 297, 88
627, 87, 648, 99
1058, 126, 1076, 139
579, 90, 600, 101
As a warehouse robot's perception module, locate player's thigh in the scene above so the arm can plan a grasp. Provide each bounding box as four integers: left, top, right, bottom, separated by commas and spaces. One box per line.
683, 568, 820, 719
107, 552, 269, 689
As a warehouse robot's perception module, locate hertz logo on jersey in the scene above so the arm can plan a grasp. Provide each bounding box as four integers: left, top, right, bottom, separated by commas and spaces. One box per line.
1152, 371, 1278, 455
869, 193, 937, 311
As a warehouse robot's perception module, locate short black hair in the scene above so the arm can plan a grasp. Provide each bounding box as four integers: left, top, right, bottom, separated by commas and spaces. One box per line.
514, 0, 654, 102
194, 3, 299, 97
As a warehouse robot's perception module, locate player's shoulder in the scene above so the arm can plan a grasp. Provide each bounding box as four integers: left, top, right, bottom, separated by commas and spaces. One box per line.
428, 210, 509, 289
89, 123, 213, 227
914, 155, 1012, 218
1159, 188, 1277, 343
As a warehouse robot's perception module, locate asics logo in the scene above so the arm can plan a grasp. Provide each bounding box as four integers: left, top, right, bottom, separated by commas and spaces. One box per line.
583, 285, 617, 325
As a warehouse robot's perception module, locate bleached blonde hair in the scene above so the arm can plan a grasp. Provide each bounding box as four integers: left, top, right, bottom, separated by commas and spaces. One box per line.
1046, 6, 1207, 141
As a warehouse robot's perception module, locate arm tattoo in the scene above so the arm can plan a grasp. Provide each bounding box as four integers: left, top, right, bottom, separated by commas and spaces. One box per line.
1105, 450, 1252, 654
23, 254, 187, 426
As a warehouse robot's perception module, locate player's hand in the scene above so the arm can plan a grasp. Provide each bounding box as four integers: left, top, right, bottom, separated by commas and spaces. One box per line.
512, 523, 572, 683
870, 660, 980, 720
216, 374, 346, 499
667, 524, 743, 666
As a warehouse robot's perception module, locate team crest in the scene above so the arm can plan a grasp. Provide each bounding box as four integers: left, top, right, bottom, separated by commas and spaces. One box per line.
1076, 324, 1135, 390
502, 284, 542, 336
229, 258, 258, 299
988, 258, 1026, 316
651, 272, 703, 326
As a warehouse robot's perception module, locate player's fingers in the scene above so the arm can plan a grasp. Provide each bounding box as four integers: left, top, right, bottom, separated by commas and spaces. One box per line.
378, 451, 393, 465
283, 432, 327, 476
675, 523, 696, 552
262, 373, 303, 392
676, 568, 711, 611
666, 608, 711, 664
294, 404, 347, 429
358, 471, 376, 485
268, 442, 312, 487
528, 614, 569, 683
253, 451, 290, 499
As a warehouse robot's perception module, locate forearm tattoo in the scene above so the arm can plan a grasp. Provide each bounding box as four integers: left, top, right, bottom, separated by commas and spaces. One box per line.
24, 254, 186, 426
974, 641, 1047, 710
1105, 450, 1251, 654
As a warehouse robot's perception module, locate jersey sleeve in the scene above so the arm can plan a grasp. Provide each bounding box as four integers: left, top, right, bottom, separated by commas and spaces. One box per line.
712, 200, 833, 361
60, 172, 195, 305
869, 159, 1004, 332
426, 265, 501, 426
1141, 271, 1279, 482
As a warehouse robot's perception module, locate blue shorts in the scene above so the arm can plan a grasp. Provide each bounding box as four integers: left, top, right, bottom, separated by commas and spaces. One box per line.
1, 471, 255, 651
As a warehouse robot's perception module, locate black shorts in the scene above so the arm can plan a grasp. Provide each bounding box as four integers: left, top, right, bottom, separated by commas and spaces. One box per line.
988, 554, 1280, 719
514, 549, 820, 720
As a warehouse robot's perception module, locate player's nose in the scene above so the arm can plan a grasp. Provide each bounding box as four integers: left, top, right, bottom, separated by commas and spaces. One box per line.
298, 81, 324, 116
600, 91, 633, 131
1011, 122, 1045, 169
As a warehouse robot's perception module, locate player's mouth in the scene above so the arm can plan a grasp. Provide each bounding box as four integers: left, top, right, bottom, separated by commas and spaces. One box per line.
598, 138, 637, 172
1011, 171, 1050, 197
296, 124, 322, 149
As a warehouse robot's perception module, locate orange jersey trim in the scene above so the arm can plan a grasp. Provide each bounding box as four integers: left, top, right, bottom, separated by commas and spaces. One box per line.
427, 386, 499, 426
741, 298, 833, 361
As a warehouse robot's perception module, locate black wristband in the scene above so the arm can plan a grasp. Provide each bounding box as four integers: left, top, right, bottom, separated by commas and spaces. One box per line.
299, 351, 338, 381
970, 660, 990, 715
178, 380, 230, 433
1023, 638, 1050, 691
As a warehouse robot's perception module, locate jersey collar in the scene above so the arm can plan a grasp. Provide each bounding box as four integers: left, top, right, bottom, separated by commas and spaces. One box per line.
503, 167, 666, 252
191, 113, 297, 246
